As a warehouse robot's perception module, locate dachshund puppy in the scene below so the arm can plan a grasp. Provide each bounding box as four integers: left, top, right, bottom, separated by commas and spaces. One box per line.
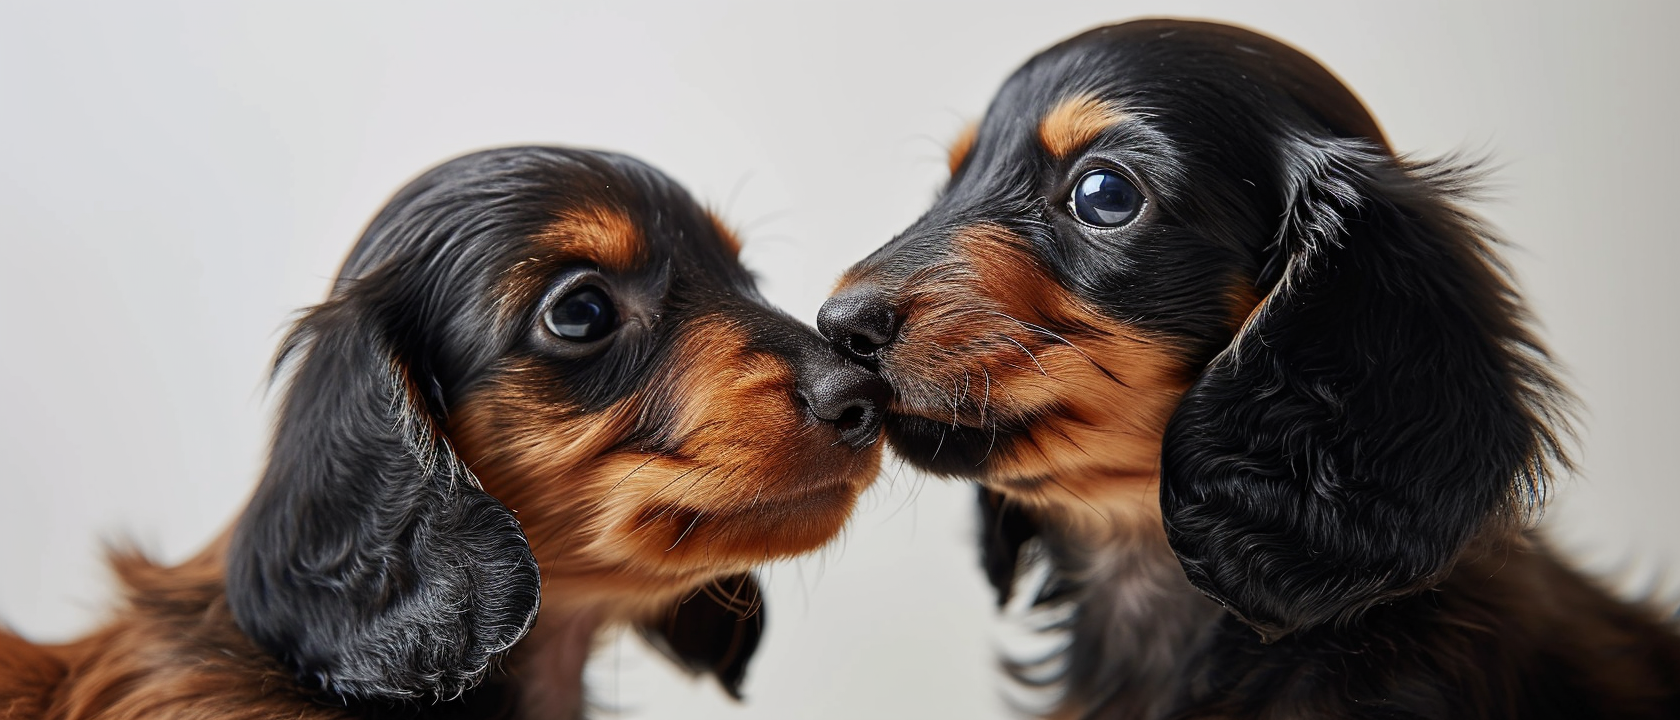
0, 146, 886, 719
821, 19, 1680, 720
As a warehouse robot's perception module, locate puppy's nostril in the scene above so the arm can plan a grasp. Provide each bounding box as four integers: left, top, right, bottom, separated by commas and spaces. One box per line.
835, 404, 866, 430
847, 333, 882, 358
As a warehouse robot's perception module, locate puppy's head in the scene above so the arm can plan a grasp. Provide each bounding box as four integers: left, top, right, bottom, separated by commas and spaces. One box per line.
823, 20, 1566, 639
227, 147, 884, 701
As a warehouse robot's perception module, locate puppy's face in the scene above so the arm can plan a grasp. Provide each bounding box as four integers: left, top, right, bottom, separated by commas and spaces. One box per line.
828, 20, 1564, 640
824, 20, 1370, 513
230, 147, 885, 699
438, 154, 885, 609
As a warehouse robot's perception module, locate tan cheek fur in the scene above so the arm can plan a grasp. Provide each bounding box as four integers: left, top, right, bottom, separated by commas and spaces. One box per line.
888, 224, 1192, 518
451, 318, 879, 619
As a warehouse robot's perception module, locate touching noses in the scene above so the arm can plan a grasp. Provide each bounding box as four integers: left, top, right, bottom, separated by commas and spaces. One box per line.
817, 283, 899, 367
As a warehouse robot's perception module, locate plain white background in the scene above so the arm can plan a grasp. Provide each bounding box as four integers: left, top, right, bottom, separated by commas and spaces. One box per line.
2, 2, 1676, 718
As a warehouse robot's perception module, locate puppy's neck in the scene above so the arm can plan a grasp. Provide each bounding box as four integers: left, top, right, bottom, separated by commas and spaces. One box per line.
1027, 473, 1167, 545
1024, 477, 1225, 720
506, 580, 707, 720
506, 604, 603, 720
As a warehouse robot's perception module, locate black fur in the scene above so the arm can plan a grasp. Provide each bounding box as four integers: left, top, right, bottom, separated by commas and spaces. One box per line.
227, 238, 541, 702
637, 574, 765, 700
831, 19, 1680, 719
1159, 136, 1566, 640
978, 487, 1040, 608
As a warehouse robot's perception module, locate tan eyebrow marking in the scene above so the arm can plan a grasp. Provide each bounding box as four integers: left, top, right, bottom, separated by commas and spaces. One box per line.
533, 204, 645, 273
947, 121, 979, 176
1037, 94, 1130, 159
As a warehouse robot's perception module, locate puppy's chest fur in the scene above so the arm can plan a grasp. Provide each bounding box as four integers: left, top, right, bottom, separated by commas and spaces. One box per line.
1034, 522, 1224, 720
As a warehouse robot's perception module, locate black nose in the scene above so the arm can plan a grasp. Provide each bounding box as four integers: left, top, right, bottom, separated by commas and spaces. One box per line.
799, 359, 890, 449
817, 284, 898, 365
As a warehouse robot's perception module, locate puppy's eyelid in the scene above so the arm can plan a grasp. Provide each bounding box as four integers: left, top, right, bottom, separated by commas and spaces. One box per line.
538, 266, 608, 301
524, 269, 626, 354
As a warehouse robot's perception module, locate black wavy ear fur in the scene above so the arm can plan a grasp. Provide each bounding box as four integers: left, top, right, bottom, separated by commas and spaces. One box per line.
978, 486, 1041, 608
1160, 138, 1569, 641
637, 573, 765, 700
226, 295, 540, 702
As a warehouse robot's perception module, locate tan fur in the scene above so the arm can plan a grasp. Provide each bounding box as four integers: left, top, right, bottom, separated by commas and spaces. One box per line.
887, 224, 1191, 520
1037, 94, 1130, 159
451, 315, 879, 619
533, 204, 645, 273
0, 629, 67, 719
503, 609, 600, 720
1, 546, 353, 720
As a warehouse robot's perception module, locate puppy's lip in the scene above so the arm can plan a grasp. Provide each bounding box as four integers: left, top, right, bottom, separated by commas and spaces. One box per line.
887, 406, 984, 431
881, 412, 1010, 477
871, 356, 990, 430
881, 414, 1049, 491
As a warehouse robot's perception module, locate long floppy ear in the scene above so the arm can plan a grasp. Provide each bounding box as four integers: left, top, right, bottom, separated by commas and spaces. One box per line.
637, 573, 765, 700
978, 486, 1040, 608
226, 299, 540, 701
1159, 137, 1568, 641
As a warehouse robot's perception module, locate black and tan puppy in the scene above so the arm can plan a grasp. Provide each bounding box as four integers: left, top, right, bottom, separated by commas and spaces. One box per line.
0, 146, 886, 719
822, 19, 1680, 719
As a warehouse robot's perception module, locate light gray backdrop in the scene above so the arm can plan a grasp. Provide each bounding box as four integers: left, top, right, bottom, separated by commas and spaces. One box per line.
2, 2, 1675, 718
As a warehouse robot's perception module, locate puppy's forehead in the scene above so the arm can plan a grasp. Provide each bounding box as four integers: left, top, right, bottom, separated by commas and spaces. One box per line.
532, 203, 645, 273
937, 18, 1389, 215
1016, 19, 1387, 150
520, 161, 743, 278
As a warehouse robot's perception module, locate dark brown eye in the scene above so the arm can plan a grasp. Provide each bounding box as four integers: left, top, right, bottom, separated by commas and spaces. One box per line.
1068, 169, 1143, 227
543, 285, 617, 342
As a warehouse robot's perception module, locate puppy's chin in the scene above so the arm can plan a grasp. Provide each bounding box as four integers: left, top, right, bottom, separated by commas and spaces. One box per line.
884, 412, 1013, 478
614, 456, 881, 569
884, 402, 1167, 522
521, 449, 880, 619
883, 414, 1058, 493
